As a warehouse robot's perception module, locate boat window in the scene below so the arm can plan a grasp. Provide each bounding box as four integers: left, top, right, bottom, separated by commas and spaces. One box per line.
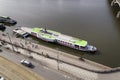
75, 45, 79, 49
81, 46, 85, 48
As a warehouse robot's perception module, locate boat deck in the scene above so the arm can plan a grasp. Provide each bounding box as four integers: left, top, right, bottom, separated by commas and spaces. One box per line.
13, 28, 29, 38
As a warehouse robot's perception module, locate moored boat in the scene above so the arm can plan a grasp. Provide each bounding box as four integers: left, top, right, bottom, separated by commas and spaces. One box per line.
0, 16, 17, 25
18, 27, 97, 52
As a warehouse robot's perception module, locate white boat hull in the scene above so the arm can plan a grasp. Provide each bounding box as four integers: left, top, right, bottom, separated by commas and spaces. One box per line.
57, 41, 96, 52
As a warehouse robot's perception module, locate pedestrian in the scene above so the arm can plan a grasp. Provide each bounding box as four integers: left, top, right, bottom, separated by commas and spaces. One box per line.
32, 44, 34, 48
25, 41, 27, 45
35, 45, 38, 49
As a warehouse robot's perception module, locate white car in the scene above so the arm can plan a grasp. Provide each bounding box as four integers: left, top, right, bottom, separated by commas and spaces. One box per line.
0, 76, 4, 80
20, 59, 34, 68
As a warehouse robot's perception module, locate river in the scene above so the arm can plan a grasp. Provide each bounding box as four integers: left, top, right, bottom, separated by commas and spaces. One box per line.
0, 0, 120, 68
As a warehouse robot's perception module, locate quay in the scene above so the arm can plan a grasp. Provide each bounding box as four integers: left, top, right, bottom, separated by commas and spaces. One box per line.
0, 33, 120, 80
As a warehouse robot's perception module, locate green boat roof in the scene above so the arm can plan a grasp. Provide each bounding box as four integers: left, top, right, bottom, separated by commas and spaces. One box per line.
32, 28, 56, 39
47, 30, 60, 35
32, 28, 42, 33
32, 28, 60, 35
73, 39, 87, 47
40, 33, 55, 39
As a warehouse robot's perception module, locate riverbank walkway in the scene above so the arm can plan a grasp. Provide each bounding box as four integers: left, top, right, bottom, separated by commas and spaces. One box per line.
0, 32, 120, 80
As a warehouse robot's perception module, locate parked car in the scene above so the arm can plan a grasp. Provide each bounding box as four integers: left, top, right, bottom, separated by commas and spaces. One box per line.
0, 16, 17, 25
0, 75, 4, 80
20, 59, 34, 68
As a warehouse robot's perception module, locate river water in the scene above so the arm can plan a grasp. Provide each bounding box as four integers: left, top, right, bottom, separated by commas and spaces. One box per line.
0, 0, 120, 67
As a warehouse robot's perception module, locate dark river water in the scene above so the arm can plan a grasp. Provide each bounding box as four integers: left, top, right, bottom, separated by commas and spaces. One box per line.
0, 0, 120, 68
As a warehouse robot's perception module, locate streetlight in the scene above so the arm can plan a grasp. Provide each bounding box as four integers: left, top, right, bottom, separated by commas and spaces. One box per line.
7, 33, 15, 51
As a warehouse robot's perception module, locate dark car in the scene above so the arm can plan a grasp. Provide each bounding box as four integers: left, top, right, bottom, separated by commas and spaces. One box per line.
20, 59, 34, 68
0, 24, 6, 31
0, 16, 17, 25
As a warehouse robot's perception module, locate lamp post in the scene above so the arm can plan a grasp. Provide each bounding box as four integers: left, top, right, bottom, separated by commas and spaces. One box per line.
7, 33, 14, 51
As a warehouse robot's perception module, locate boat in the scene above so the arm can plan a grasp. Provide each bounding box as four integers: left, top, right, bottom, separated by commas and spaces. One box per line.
18, 27, 97, 52
0, 16, 17, 25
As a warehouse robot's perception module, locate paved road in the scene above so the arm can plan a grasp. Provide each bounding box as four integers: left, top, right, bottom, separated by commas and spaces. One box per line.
0, 47, 78, 80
